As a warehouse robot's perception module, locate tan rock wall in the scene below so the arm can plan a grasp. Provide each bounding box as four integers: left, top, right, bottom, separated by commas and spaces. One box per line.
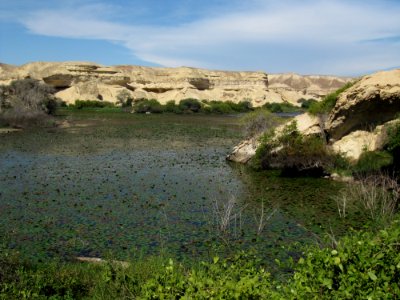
0, 61, 350, 106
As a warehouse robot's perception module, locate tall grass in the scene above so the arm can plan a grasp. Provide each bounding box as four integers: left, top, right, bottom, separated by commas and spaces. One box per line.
334, 173, 399, 223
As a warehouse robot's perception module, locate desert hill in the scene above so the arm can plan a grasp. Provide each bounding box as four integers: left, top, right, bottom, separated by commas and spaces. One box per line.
0, 61, 351, 106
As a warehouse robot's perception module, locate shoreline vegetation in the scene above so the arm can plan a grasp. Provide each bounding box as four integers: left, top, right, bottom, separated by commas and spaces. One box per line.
1, 78, 400, 298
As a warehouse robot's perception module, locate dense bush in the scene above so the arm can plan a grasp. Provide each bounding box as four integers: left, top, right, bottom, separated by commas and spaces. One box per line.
353, 151, 393, 175
263, 102, 302, 113
255, 121, 336, 176
285, 219, 400, 299
203, 101, 234, 114
72, 100, 116, 109
164, 100, 183, 114
202, 100, 252, 114
178, 98, 202, 113
308, 82, 355, 115
298, 98, 318, 109
133, 99, 164, 113
385, 120, 400, 153
0, 79, 58, 128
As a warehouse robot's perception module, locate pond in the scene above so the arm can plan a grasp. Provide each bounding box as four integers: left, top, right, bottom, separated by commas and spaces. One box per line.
0, 111, 356, 265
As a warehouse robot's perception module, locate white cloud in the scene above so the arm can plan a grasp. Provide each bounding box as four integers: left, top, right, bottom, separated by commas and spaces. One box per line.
19, 0, 400, 75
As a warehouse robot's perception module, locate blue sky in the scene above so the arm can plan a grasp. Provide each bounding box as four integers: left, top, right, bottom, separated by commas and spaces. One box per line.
0, 0, 399, 75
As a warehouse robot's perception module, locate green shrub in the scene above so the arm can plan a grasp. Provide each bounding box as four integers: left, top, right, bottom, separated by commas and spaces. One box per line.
73, 100, 116, 109
226, 100, 253, 112
133, 99, 164, 113
205, 101, 234, 114
178, 98, 202, 113
255, 121, 335, 176
308, 82, 355, 115
140, 253, 274, 299
354, 151, 393, 174
285, 218, 400, 299
385, 120, 400, 153
164, 100, 182, 114
298, 98, 318, 110
263, 102, 302, 113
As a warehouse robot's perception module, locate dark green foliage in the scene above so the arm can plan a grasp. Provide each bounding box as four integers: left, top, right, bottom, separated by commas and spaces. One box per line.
72, 100, 116, 109
354, 151, 393, 174
255, 121, 335, 176
298, 98, 318, 110
386, 120, 400, 153
178, 98, 202, 113
225, 100, 253, 112
133, 99, 164, 113
286, 219, 400, 299
140, 253, 273, 299
204, 101, 234, 114
164, 100, 183, 113
263, 102, 302, 113
202, 100, 253, 114
308, 82, 355, 115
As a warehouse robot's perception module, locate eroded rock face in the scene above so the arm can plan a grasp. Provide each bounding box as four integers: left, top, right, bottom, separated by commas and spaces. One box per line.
326, 69, 400, 140
226, 138, 260, 163
269, 73, 351, 101
0, 62, 350, 106
331, 119, 399, 161
227, 113, 322, 163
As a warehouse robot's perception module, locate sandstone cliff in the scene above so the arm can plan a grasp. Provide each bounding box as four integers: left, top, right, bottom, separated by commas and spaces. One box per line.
0, 62, 349, 106
326, 69, 400, 140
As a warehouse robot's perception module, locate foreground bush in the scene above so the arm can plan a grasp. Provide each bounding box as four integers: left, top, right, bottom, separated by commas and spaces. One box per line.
286, 218, 400, 299
0, 79, 58, 128
1, 215, 399, 298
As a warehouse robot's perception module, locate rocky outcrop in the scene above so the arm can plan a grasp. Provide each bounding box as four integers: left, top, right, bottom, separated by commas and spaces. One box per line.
226, 138, 259, 163
227, 112, 322, 163
229, 69, 400, 164
0, 62, 350, 106
326, 69, 400, 140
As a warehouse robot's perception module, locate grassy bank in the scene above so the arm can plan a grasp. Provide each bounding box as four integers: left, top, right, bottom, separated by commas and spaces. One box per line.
1, 215, 399, 299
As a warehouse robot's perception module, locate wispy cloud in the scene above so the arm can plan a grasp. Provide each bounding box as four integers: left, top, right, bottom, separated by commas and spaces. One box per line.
15, 0, 400, 74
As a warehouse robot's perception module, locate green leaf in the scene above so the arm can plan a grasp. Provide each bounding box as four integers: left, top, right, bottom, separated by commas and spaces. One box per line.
368, 271, 377, 281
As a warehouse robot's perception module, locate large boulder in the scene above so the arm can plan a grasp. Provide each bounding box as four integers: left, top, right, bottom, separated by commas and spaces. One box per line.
326, 69, 400, 140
